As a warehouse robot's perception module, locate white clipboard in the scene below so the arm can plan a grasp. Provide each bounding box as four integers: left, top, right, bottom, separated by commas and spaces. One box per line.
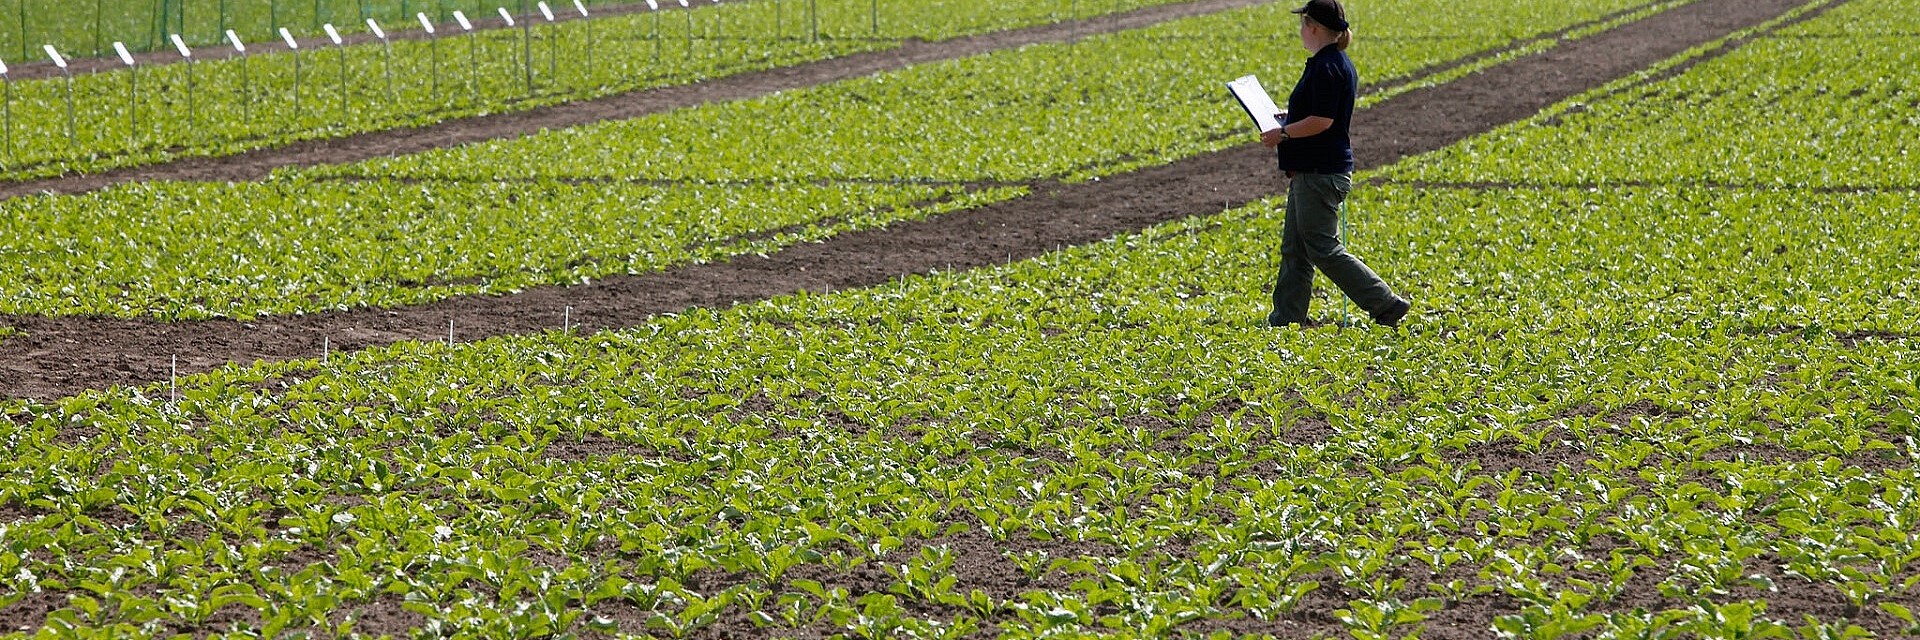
1226, 75, 1284, 135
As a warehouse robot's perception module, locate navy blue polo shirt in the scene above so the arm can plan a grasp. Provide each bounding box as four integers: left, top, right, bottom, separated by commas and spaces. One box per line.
1277, 43, 1357, 174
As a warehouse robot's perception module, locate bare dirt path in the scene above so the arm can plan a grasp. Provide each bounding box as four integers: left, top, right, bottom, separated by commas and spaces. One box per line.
0, 0, 1267, 202
0, 0, 1838, 400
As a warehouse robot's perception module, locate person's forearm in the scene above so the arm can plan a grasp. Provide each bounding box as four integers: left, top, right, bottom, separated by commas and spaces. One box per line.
1283, 116, 1335, 139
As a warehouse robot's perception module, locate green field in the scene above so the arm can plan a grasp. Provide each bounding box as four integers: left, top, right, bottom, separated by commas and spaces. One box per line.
1, 0, 1916, 637
0, 0, 1664, 319
0, 0, 1216, 179
1, 0, 1148, 60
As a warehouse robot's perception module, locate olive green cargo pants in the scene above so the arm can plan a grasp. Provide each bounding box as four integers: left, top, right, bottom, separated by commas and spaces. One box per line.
1268, 172, 1404, 326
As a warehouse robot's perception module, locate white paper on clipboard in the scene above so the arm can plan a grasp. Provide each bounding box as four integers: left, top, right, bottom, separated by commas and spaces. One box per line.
1226, 75, 1284, 135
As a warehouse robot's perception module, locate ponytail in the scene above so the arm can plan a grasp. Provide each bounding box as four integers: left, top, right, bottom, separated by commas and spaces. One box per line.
1335, 28, 1352, 51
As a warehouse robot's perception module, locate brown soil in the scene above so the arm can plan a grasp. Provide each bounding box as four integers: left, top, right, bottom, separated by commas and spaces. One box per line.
0, 0, 1267, 201
0, 0, 1837, 404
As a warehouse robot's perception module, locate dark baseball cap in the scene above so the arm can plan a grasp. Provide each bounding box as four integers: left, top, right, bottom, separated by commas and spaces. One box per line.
1291, 0, 1349, 32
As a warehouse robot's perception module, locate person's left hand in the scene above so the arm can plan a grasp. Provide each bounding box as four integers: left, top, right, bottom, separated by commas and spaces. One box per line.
1260, 127, 1286, 147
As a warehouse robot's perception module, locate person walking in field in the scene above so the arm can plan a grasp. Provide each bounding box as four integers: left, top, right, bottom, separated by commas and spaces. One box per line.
1262, 0, 1410, 328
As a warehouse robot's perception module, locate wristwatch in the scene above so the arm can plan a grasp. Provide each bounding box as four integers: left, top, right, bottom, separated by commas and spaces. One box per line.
1278, 126, 1292, 141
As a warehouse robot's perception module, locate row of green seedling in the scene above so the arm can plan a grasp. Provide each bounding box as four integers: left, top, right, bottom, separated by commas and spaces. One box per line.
0, 0, 1672, 319
0, 0, 1192, 179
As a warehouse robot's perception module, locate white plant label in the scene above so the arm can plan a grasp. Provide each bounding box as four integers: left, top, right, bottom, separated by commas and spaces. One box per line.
453, 11, 473, 31
0, 58, 8, 75
114, 42, 135, 66
645, 0, 657, 10
227, 29, 246, 52
367, 18, 386, 40
573, 0, 589, 17
677, 0, 688, 7
538, 1, 555, 22
497, 7, 515, 26
43, 45, 66, 69
171, 34, 192, 58
324, 23, 343, 45
417, 12, 436, 34
280, 27, 299, 49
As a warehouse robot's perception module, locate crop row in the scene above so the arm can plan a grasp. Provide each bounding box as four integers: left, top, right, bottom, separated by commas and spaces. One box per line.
3, 168, 1916, 637
1373, 0, 1920, 189
0, 0, 1674, 319
0, 0, 1180, 61
0, 0, 1193, 178
0, 178, 1012, 318
0, 0, 649, 60
2, 2, 1917, 638
322, 0, 1683, 183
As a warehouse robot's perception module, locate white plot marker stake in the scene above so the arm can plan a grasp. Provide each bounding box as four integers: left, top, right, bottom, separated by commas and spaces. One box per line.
227, 30, 251, 125
171, 34, 197, 134
564, 305, 572, 333
281, 28, 303, 127
170, 355, 178, 408
572, 0, 592, 74
647, 0, 662, 60
114, 41, 138, 141
323, 336, 330, 364
323, 23, 347, 117
680, 0, 691, 59
500, 6, 531, 93
537, 1, 556, 82
453, 10, 477, 101
44, 46, 74, 143
418, 13, 441, 98
1, 57, 11, 157
708, 0, 722, 60
447, 318, 455, 348
368, 18, 393, 100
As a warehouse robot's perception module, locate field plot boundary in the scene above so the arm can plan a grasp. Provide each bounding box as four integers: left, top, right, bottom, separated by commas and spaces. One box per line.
0, 0, 672, 82
0, 0, 1267, 203
0, 0, 1841, 400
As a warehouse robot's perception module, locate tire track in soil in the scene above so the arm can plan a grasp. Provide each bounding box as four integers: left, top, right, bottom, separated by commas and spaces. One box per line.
0, 0, 1268, 202
0, 0, 1840, 400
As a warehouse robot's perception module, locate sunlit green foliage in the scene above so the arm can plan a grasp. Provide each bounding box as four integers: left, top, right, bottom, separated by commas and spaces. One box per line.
2, 184, 1914, 638
0, 0, 1660, 319
0, 178, 1011, 318
0, 0, 1199, 178
5, 1, 1915, 637
0, 0, 643, 58
3, 2, 1918, 636
327, 0, 1662, 183
1374, 0, 1920, 188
